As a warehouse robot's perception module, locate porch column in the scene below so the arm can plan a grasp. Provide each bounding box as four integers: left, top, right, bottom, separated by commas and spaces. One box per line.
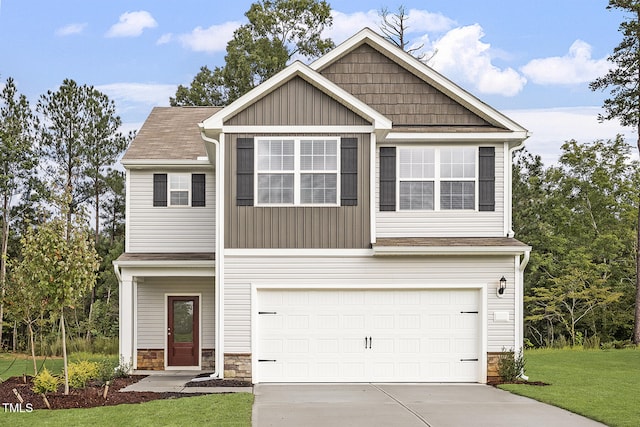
119, 271, 135, 370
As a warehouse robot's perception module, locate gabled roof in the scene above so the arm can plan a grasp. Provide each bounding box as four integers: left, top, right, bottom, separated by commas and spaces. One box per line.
200, 61, 392, 137
122, 106, 221, 165
311, 28, 528, 140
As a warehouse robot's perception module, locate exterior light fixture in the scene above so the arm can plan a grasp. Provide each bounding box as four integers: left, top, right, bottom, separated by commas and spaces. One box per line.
497, 276, 507, 297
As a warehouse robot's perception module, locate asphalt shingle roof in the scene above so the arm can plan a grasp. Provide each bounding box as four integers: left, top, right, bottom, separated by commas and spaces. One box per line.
122, 106, 221, 161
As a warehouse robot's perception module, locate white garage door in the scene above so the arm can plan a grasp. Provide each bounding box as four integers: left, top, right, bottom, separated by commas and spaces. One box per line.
256, 288, 480, 383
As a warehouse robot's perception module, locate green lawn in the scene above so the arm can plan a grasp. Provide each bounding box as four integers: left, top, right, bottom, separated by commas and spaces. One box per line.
0, 393, 253, 426
500, 347, 640, 427
0, 354, 65, 381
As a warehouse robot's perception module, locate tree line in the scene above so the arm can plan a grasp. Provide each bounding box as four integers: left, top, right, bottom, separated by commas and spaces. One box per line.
0, 77, 129, 358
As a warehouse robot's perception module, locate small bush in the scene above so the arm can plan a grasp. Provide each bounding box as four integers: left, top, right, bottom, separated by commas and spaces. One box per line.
68, 360, 99, 389
583, 335, 601, 349
498, 347, 526, 382
32, 368, 60, 394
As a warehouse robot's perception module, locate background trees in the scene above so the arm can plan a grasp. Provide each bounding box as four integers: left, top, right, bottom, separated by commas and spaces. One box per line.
590, 0, 640, 344
171, 0, 334, 106
515, 138, 640, 346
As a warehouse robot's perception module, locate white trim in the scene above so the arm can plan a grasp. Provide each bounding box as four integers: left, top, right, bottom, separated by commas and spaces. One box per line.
370, 132, 376, 244
216, 134, 226, 379
513, 256, 521, 351
122, 159, 213, 168
372, 246, 531, 256
133, 278, 138, 370
311, 28, 527, 136
223, 125, 374, 134
225, 248, 374, 257
252, 283, 488, 383
164, 293, 203, 370
383, 132, 530, 143
202, 61, 392, 133
114, 261, 215, 271
504, 142, 510, 237
124, 170, 131, 253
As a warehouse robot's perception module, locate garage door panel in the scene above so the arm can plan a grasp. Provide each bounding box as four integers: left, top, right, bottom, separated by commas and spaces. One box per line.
257, 289, 480, 383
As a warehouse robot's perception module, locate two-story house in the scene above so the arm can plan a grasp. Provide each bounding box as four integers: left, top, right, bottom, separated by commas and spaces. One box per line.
114, 28, 531, 383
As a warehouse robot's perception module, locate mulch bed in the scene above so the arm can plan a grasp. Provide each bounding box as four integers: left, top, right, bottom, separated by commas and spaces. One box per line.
488, 379, 549, 386
184, 378, 252, 387
0, 376, 204, 410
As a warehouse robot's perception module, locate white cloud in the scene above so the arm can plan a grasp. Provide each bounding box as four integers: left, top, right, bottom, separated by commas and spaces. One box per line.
521, 40, 610, 85
106, 11, 158, 38
55, 23, 87, 36
506, 107, 635, 166
178, 21, 241, 53
95, 83, 175, 107
157, 33, 173, 45
429, 24, 526, 97
327, 8, 454, 46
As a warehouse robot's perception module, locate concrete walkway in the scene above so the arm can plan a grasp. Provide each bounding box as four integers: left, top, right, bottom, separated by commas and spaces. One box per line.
253, 383, 606, 427
120, 371, 253, 394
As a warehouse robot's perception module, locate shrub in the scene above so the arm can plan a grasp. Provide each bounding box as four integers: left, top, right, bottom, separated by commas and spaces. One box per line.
498, 347, 526, 382
68, 360, 99, 389
32, 368, 60, 394
583, 335, 601, 349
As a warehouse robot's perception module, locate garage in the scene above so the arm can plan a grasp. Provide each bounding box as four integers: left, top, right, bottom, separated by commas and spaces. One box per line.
255, 288, 481, 383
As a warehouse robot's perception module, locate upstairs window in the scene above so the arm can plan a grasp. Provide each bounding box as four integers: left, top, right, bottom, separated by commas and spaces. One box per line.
153, 173, 206, 207
256, 137, 339, 206
395, 147, 477, 211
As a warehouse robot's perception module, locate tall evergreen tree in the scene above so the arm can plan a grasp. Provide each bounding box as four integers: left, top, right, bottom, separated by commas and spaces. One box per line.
0, 77, 37, 348
590, 0, 640, 344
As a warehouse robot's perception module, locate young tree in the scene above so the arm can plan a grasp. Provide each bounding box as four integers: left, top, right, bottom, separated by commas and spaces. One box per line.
0, 77, 37, 348
11, 201, 99, 394
589, 0, 640, 343
171, 0, 334, 106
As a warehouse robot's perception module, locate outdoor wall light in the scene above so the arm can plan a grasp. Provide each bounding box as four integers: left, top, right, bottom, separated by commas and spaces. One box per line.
497, 276, 507, 297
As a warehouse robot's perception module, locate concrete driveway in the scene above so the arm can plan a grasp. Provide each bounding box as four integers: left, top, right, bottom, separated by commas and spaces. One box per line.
253, 384, 606, 427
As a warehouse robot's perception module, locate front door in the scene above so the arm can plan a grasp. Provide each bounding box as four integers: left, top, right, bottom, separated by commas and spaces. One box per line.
168, 296, 199, 366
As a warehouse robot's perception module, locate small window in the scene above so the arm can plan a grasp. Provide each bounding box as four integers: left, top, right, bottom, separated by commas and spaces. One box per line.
439, 148, 476, 210
399, 148, 435, 210
169, 174, 190, 206
154, 173, 205, 207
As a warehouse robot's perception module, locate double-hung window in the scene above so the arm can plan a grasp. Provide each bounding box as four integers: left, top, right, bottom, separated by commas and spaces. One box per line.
256, 137, 339, 205
397, 147, 477, 211
439, 148, 476, 210
169, 173, 190, 206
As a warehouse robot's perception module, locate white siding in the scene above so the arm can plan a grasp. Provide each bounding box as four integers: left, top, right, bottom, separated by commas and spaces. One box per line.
136, 277, 215, 349
376, 143, 505, 237
127, 169, 216, 252
224, 254, 518, 353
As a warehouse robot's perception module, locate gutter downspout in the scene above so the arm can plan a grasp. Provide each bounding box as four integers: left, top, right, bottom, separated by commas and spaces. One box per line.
518, 249, 531, 381
190, 129, 223, 382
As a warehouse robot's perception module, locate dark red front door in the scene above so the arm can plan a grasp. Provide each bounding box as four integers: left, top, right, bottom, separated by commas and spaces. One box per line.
168, 296, 199, 366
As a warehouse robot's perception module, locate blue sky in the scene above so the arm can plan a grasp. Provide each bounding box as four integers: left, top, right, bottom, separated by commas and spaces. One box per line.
0, 0, 634, 164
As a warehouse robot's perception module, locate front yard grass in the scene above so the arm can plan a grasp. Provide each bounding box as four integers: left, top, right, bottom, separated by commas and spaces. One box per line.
499, 347, 640, 427
0, 393, 253, 426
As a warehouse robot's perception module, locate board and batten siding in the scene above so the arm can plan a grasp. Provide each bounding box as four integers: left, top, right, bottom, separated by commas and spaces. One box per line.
376, 143, 505, 237
136, 277, 215, 349
223, 254, 517, 353
127, 169, 216, 252
225, 76, 370, 126
224, 134, 371, 249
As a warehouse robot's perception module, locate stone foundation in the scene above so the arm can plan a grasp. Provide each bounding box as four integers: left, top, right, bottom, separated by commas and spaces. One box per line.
224, 353, 252, 381
487, 352, 506, 383
137, 349, 165, 370
202, 348, 215, 370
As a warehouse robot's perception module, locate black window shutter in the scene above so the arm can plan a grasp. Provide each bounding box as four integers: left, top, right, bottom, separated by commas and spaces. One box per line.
379, 147, 396, 211
153, 173, 167, 207
478, 147, 495, 211
237, 138, 254, 206
340, 138, 358, 206
191, 174, 206, 207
